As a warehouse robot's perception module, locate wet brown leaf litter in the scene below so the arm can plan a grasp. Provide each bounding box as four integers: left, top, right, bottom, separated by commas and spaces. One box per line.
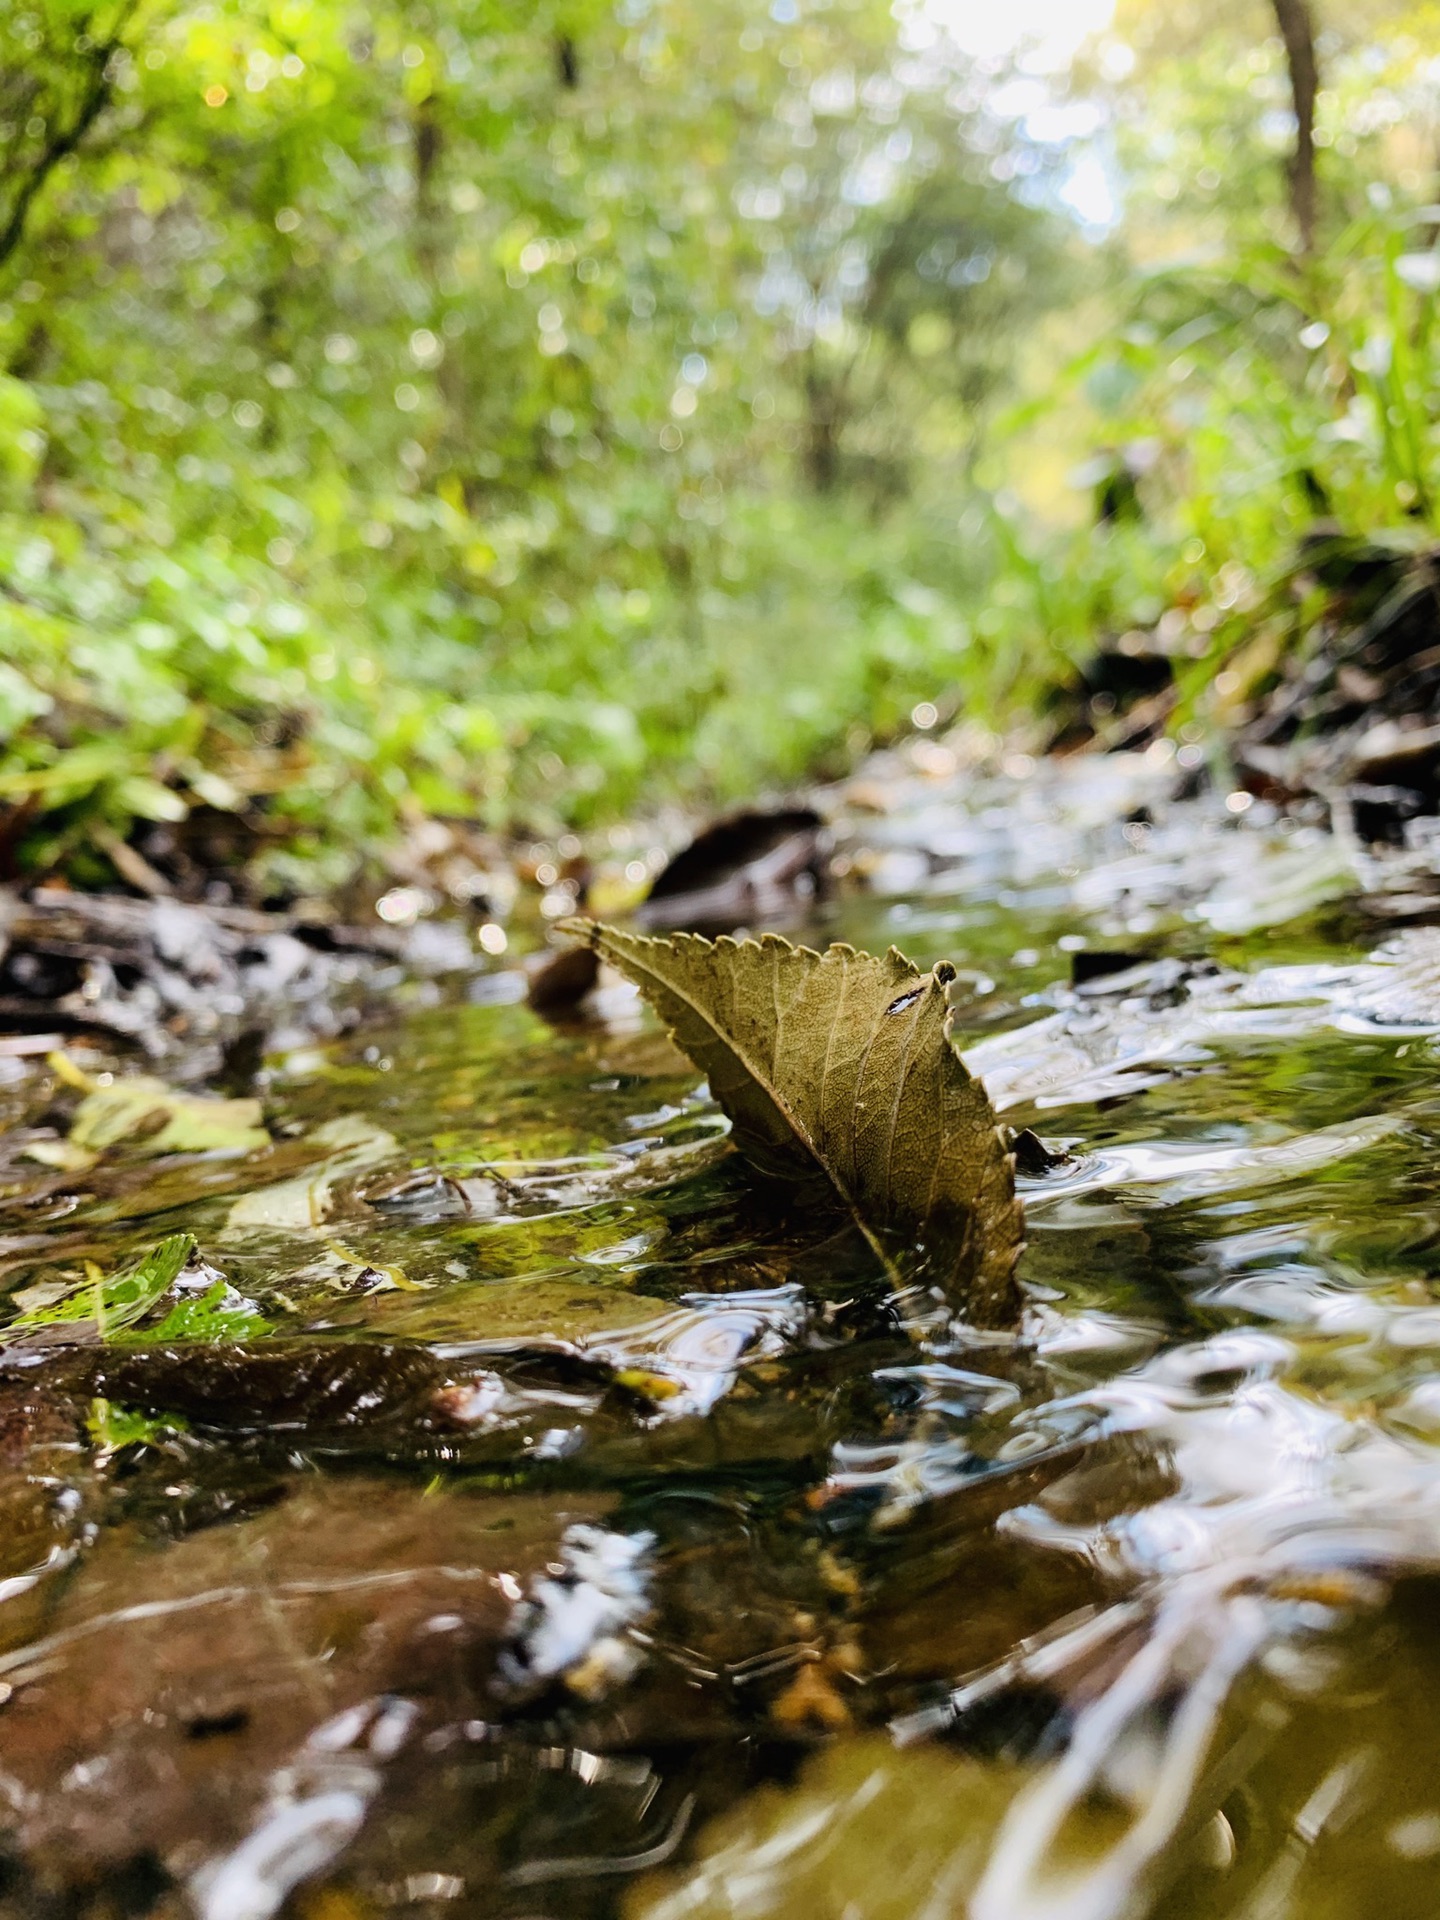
558, 919, 1023, 1327
14, 751, 1440, 1917
630, 808, 831, 936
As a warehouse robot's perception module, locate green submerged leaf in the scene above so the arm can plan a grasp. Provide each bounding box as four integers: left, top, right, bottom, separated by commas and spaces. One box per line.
13, 1235, 271, 1343
14, 1233, 197, 1336
145, 1280, 271, 1343
346, 1272, 674, 1345
631, 1735, 1026, 1920
559, 920, 1024, 1325
87, 1398, 189, 1453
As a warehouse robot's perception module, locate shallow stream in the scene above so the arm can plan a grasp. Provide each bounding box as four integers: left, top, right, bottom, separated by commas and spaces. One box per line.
5, 751, 1440, 1920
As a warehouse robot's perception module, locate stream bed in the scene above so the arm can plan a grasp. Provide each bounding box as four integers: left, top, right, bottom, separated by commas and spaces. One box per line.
4, 749, 1440, 1920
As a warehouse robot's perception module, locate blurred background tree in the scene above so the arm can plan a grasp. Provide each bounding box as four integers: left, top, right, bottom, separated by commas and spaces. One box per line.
2, 0, 1440, 896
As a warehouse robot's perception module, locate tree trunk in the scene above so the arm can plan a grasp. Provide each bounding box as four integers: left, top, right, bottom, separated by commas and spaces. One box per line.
1270, 0, 1319, 256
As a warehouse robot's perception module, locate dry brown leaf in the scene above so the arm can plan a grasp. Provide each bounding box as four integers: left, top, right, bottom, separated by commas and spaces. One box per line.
559, 920, 1023, 1325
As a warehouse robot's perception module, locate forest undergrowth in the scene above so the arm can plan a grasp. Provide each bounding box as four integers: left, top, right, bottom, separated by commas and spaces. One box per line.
4, 0, 1440, 903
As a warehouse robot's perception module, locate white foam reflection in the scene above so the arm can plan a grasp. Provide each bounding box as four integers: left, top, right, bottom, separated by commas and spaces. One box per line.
947, 1320, 1440, 1920
965, 936, 1440, 1114
581, 1285, 807, 1418
191, 1699, 418, 1920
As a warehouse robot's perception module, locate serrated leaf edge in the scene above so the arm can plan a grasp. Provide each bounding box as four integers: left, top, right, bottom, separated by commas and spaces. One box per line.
558, 916, 1022, 1311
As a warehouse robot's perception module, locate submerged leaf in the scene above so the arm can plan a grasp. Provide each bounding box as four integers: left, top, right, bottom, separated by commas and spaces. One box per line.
559, 920, 1023, 1324
63, 1075, 268, 1158
144, 1280, 271, 1344
86, 1398, 188, 1453
14, 1234, 196, 1337
350, 1272, 675, 1345
632, 1735, 1027, 1920
225, 1116, 398, 1233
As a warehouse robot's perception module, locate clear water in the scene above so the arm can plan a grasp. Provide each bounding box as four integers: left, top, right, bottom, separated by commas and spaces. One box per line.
4, 756, 1440, 1920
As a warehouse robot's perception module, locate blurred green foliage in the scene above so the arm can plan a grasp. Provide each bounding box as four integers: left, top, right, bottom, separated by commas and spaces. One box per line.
1014, 2, 1440, 726
0, 0, 1070, 890
3, 0, 1440, 890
